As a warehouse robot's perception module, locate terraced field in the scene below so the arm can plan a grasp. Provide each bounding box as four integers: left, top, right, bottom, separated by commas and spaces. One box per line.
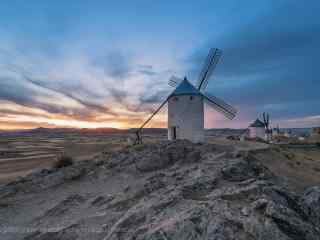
0, 134, 128, 183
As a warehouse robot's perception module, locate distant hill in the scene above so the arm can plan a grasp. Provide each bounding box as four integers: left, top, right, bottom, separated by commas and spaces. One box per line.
281, 128, 312, 136
206, 128, 247, 136
128, 128, 167, 135
0, 127, 313, 137
79, 128, 125, 134
0, 127, 126, 136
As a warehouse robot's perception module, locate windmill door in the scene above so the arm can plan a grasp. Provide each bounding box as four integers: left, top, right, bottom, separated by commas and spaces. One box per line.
170, 126, 177, 140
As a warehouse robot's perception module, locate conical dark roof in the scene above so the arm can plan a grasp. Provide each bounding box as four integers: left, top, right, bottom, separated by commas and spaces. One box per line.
170, 78, 202, 97
250, 119, 265, 128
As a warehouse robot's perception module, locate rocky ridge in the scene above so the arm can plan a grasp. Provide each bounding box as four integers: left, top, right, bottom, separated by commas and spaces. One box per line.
0, 140, 319, 240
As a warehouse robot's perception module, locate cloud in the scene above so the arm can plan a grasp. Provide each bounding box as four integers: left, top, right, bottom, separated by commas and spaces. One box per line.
186, 1, 320, 126
0, 0, 319, 129
278, 115, 320, 128
0, 51, 129, 115
0, 74, 64, 114
138, 65, 157, 76
139, 89, 169, 104
92, 51, 132, 79
0, 43, 169, 128
27, 78, 118, 116
0, 120, 58, 130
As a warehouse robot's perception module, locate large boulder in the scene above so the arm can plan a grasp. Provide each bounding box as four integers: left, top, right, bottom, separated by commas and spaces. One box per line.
300, 186, 320, 226
134, 140, 201, 172
221, 157, 272, 182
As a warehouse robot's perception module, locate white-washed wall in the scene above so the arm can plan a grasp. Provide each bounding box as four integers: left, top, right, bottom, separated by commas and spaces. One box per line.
168, 95, 204, 143
249, 127, 265, 139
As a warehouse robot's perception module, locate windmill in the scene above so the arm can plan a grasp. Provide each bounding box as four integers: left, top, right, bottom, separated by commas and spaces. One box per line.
263, 112, 272, 140
135, 48, 237, 144
262, 112, 270, 132
248, 118, 265, 139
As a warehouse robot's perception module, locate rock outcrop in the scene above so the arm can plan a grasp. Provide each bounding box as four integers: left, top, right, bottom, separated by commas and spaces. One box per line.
0, 140, 319, 240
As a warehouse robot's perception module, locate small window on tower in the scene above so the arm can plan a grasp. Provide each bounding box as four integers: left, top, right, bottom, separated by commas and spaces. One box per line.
174, 97, 179, 101
190, 96, 193, 100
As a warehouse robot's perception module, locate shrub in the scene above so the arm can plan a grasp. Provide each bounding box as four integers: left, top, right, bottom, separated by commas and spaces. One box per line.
132, 144, 145, 152
54, 154, 74, 169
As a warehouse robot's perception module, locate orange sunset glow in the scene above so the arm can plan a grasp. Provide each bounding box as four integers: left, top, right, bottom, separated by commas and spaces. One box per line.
0, 0, 319, 131
0, 100, 167, 130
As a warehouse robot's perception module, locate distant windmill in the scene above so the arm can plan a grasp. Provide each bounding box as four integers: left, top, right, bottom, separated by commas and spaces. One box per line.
263, 112, 272, 140
248, 118, 265, 139
262, 112, 270, 132
135, 48, 237, 144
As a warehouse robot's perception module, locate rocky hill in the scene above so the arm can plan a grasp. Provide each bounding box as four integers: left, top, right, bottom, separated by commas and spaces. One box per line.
0, 140, 319, 240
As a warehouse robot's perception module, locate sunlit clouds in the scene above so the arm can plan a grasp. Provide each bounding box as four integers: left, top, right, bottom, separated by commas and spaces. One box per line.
0, 46, 173, 129
0, 1, 319, 130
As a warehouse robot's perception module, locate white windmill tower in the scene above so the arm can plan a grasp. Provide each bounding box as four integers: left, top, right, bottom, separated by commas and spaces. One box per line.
248, 118, 265, 139
135, 48, 237, 144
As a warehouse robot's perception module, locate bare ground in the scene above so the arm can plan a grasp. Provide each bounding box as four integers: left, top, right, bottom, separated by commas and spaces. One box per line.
0, 134, 129, 183
0, 139, 320, 240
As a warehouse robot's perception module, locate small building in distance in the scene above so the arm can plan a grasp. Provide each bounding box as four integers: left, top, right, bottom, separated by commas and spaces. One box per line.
272, 126, 280, 137
309, 127, 320, 143
311, 127, 320, 136
284, 130, 292, 138
249, 119, 265, 139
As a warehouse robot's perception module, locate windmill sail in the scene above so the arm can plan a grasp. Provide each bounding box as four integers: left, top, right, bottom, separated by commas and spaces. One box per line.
197, 48, 216, 89
204, 93, 237, 114
135, 98, 168, 144
168, 75, 183, 88
203, 93, 237, 120
196, 48, 222, 91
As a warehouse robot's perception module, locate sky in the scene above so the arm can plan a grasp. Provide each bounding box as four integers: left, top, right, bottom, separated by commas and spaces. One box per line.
0, 0, 319, 129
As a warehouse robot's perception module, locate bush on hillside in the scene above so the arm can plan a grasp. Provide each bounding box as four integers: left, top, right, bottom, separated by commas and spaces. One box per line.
53, 154, 74, 169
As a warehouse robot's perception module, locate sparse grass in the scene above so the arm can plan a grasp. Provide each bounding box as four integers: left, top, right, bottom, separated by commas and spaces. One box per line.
53, 154, 74, 169
313, 167, 320, 172
284, 152, 295, 160
132, 144, 145, 152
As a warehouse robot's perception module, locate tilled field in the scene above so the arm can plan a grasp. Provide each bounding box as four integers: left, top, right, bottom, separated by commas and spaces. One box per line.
0, 134, 129, 183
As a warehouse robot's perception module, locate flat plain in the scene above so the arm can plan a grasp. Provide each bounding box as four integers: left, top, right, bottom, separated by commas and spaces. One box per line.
0, 131, 319, 192
0, 133, 131, 183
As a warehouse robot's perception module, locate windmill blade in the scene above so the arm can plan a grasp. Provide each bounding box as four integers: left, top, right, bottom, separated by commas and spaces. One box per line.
204, 97, 236, 120
168, 75, 183, 88
197, 48, 216, 88
205, 92, 237, 114
135, 97, 168, 144
203, 94, 237, 120
197, 48, 222, 91
199, 49, 222, 91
